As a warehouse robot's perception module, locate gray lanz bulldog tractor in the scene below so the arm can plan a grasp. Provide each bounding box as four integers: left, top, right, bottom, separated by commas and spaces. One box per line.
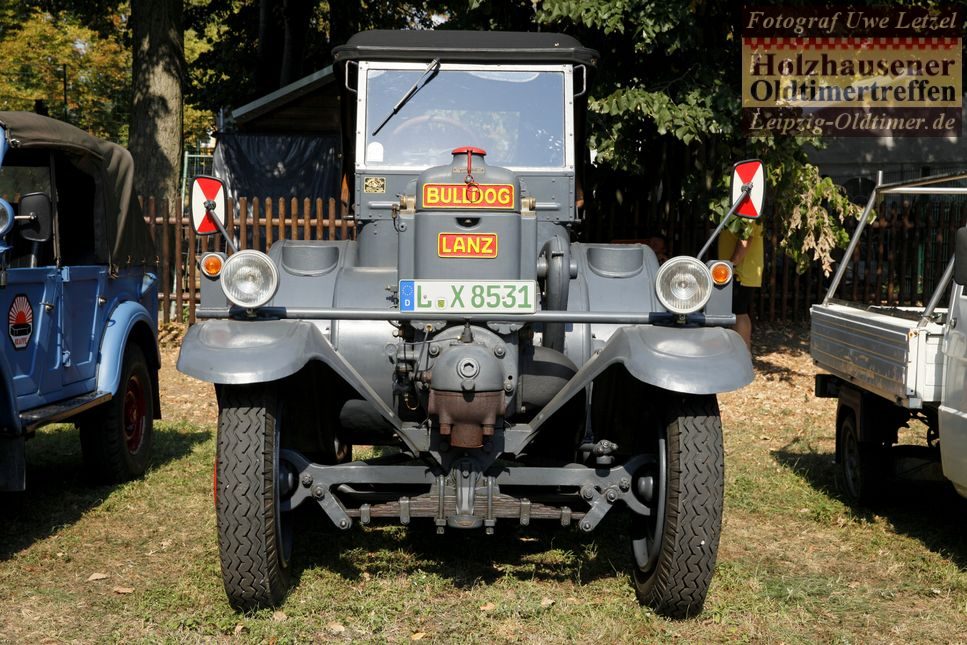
179, 30, 764, 617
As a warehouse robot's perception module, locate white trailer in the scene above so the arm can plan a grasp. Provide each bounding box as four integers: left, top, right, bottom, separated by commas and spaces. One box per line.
810, 171, 967, 502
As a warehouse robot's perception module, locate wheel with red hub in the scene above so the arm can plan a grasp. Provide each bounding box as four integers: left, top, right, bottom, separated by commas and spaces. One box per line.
80, 344, 155, 483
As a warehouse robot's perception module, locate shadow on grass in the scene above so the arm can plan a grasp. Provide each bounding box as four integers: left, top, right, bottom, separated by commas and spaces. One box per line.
751, 356, 803, 383
755, 322, 810, 353
0, 422, 208, 561
750, 322, 812, 383
772, 444, 967, 569
289, 508, 634, 591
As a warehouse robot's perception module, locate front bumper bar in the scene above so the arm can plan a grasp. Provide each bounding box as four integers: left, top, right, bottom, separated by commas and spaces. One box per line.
201, 306, 736, 326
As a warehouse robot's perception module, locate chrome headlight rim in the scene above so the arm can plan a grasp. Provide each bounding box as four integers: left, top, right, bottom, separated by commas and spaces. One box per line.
655, 256, 713, 315
220, 249, 279, 309
0, 198, 13, 238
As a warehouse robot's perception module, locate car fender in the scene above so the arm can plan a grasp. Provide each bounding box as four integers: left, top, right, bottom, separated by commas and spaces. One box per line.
177, 319, 400, 430
0, 350, 20, 434
531, 325, 752, 432
96, 300, 159, 397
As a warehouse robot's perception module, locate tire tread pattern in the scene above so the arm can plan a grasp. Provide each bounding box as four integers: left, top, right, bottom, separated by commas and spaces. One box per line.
638, 394, 724, 618
838, 412, 887, 504
216, 385, 289, 610
79, 344, 153, 483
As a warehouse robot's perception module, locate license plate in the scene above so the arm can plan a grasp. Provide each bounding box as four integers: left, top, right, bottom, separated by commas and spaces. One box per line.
399, 280, 537, 314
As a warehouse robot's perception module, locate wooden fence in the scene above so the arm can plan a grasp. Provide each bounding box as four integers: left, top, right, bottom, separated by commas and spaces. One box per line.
586, 190, 967, 322
752, 198, 967, 323
142, 195, 967, 325
142, 196, 354, 323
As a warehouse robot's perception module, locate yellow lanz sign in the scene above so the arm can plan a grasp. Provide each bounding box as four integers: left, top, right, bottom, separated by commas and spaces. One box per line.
438, 233, 498, 258
422, 183, 515, 209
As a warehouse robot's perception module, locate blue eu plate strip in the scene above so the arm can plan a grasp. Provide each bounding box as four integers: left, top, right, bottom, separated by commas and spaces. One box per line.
399, 280, 416, 312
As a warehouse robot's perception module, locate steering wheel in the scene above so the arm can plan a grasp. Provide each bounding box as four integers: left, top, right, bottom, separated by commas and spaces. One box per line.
390, 114, 480, 150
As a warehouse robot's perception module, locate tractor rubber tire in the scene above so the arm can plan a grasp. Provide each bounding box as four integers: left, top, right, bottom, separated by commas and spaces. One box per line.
80, 344, 154, 483
216, 384, 292, 611
631, 394, 723, 619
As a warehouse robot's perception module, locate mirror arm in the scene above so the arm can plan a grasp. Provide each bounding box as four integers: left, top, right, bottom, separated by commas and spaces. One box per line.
697, 184, 751, 261
207, 207, 238, 254
918, 255, 955, 329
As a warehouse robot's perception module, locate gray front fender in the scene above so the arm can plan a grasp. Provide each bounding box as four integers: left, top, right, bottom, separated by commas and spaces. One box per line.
532, 325, 752, 431
177, 319, 400, 430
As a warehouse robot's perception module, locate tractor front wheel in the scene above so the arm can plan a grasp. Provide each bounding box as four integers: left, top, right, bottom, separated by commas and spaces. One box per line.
216, 384, 294, 611
629, 394, 724, 619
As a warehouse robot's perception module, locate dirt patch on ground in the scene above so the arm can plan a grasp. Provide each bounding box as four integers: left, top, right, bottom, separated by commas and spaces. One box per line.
720, 322, 835, 454
158, 324, 217, 427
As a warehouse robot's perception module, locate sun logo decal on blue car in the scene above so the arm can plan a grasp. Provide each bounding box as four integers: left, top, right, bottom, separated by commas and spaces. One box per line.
7, 294, 33, 351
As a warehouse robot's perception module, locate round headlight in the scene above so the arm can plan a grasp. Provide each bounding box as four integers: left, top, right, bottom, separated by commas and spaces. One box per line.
220, 250, 279, 309
655, 256, 712, 314
0, 198, 13, 238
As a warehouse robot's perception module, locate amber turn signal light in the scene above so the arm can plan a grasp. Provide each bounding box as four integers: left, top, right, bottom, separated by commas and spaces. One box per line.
201, 253, 224, 278
709, 261, 732, 286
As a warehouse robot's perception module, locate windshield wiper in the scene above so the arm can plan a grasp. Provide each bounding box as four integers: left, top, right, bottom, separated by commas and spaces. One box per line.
370, 58, 441, 137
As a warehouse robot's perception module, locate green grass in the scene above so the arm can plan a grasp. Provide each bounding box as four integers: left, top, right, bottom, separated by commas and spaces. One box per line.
1, 333, 966, 642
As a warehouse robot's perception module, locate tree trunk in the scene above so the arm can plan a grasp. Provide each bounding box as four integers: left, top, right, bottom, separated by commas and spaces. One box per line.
129, 0, 184, 203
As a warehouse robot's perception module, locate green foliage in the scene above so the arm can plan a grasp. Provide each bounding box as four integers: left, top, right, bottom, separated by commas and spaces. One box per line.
590, 88, 723, 168
0, 3, 215, 148
541, 0, 695, 50
537, 0, 861, 272
709, 146, 862, 275
0, 9, 130, 140
776, 165, 860, 275
183, 17, 217, 145
753, 134, 862, 275
183, 0, 265, 114
0, 0, 129, 40
0, 0, 880, 255
185, 1, 443, 114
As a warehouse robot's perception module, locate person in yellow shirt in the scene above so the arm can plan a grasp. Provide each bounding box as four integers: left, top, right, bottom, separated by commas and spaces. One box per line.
717, 222, 763, 351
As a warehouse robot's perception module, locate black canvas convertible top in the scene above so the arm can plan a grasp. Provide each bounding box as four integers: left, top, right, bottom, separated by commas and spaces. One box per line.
0, 111, 155, 268
333, 30, 598, 66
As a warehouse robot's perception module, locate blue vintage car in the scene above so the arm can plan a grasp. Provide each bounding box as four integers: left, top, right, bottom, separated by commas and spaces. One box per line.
0, 111, 160, 492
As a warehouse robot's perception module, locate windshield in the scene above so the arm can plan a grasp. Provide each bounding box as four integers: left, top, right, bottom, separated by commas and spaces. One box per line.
364, 68, 566, 169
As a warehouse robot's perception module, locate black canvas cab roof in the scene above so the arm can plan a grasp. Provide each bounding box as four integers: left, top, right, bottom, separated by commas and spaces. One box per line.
333, 30, 598, 66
